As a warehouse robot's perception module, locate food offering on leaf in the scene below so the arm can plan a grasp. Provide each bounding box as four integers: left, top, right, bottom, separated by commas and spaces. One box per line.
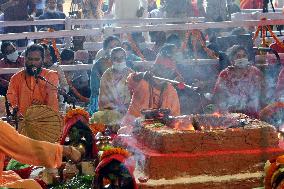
63, 161, 79, 182
145, 122, 165, 128
49, 175, 94, 189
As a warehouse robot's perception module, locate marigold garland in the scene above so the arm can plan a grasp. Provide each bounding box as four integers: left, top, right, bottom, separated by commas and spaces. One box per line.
182, 29, 218, 60
41, 28, 62, 64
101, 147, 131, 161
64, 108, 90, 123
127, 34, 145, 61
253, 18, 284, 49
89, 123, 106, 135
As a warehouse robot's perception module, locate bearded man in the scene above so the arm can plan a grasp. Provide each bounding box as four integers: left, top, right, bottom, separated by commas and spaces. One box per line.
121, 44, 181, 129
7, 44, 59, 115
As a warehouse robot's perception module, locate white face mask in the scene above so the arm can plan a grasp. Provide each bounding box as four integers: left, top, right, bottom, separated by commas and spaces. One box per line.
112, 62, 127, 71
234, 58, 251, 68
6, 50, 19, 62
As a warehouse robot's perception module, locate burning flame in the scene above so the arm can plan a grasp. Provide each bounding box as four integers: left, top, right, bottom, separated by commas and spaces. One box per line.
172, 121, 195, 131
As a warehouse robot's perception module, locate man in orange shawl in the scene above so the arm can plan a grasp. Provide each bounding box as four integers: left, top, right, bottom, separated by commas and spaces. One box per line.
0, 120, 81, 189
121, 45, 181, 129
7, 44, 59, 115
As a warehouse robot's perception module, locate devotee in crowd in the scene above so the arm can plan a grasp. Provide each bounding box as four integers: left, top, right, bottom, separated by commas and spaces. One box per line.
0, 119, 81, 188
154, 43, 183, 81
121, 45, 181, 128
88, 36, 121, 115
131, 32, 156, 61
0, 41, 25, 96
38, 0, 66, 31
106, 0, 147, 19
186, 30, 217, 59
95, 35, 121, 61
121, 41, 142, 68
41, 43, 69, 111
72, 35, 86, 52
147, 0, 157, 12
149, 0, 165, 18
81, 0, 103, 19
7, 44, 59, 115
92, 47, 133, 125
166, 33, 184, 64
151, 31, 167, 55
213, 45, 264, 118
61, 48, 90, 104
34, 0, 45, 17
206, 0, 229, 21
56, 0, 64, 12
72, 35, 90, 64
0, 0, 36, 47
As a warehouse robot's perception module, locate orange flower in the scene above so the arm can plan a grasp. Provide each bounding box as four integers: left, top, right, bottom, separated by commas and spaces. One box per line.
89, 123, 106, 135
64, 108, 90, 124
101, 147, 131, 161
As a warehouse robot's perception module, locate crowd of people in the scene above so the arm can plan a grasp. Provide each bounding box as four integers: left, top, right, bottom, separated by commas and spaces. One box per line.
0, 1, 283, 127
1, 0, 284, 188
